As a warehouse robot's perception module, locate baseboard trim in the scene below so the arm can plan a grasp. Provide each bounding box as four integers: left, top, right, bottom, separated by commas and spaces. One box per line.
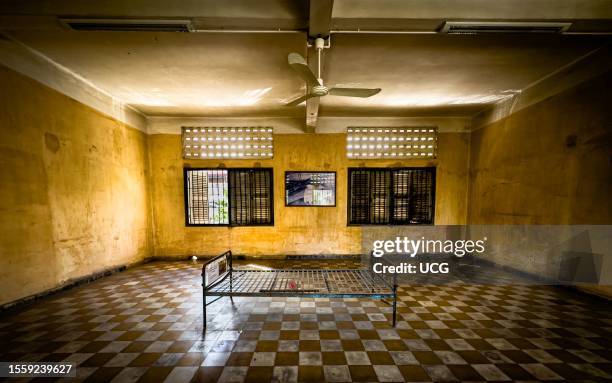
154, 254, 362, 261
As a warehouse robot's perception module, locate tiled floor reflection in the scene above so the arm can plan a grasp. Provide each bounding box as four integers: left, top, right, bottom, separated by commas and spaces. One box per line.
0, 260, 610, 382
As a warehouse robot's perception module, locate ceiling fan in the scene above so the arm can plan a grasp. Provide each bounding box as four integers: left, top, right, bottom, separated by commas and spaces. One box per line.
285, 38, 381, 107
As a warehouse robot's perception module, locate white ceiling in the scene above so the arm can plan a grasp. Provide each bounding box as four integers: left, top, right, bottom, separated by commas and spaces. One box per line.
9, 31, 308, 117
1, 0, 610, 119
319, 34, 607, 117
332, 0, 612, 22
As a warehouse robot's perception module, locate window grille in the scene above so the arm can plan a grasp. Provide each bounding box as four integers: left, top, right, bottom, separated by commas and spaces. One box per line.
229, 169, 273, 226
348, 168, 435, 225
185, 168, 273, 226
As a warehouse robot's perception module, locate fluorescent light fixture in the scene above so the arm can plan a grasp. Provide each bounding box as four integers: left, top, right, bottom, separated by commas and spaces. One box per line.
59, 18, 194, 32
440, 21, 572, 34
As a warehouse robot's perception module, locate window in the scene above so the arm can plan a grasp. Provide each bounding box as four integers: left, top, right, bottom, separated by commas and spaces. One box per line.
184, 168, 273, 226
228, 170, 273, 225
348, 168, 435, 225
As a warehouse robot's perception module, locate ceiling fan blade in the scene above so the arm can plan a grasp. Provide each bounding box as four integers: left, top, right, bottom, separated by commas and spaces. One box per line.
285, 93, 317, 107
288, 52, 320, 88
328, 87, 381, 97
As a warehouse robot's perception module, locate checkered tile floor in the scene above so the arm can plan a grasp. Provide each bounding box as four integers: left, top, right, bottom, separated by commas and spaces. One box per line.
0, 260, 610, 382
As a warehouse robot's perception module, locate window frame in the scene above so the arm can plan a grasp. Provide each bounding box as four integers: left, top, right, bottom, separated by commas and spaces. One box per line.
347, 167, 436, 226
183, 167, 274, 227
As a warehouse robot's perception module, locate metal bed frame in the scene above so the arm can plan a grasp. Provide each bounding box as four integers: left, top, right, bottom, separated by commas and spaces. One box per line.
201, 251, 398, 328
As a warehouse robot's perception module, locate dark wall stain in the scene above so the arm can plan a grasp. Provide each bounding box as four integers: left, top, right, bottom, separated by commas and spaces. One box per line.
44, 132, 60, 153
565, 135, 578, 148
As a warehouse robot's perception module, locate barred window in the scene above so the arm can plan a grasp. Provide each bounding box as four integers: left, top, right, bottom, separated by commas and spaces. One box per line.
184, 168, 273, 226
348, 168, 435, 225
229, 169, 273, 225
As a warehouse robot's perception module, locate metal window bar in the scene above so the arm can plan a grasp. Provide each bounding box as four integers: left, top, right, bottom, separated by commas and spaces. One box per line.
409, 169, 433, 224
229, 169, 272, 226
186, 169, 229, 225
370, 170, 391, 224
187, 168, 272, 226
229, 170, 247, 225
349, 168, 435, 225
392, 170, 411, 224
252, 170, 271, 223
349, 170, 371, 224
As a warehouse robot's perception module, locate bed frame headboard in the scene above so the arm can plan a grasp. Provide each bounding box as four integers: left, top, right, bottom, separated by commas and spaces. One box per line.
202, 250, 233, 288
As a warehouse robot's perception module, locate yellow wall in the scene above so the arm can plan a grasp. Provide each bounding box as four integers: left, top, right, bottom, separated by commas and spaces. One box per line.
0, 65, 151, 306
148, 132, 469, 257
466, 70, 612, 289
0, 62, 469, 305
2, 59, 609, 304
2, 52, 610, 305
468, 71, 612, 225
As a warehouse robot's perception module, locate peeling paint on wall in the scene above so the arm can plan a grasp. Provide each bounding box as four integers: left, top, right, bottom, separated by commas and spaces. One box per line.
0, 65, 151, 306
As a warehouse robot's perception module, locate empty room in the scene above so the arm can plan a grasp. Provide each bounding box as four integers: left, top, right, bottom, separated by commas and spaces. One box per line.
1, 1, 611, 382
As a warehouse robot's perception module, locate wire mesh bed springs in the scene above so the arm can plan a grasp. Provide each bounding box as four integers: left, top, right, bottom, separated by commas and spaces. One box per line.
201, 251, 398, 329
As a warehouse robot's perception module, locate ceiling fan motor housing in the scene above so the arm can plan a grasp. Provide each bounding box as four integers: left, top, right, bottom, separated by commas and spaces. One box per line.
312, 85, 328, 96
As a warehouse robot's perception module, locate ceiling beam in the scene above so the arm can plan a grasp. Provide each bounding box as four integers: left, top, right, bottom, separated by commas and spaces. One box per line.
306, 0, 334, 132
309, 0, 334, 38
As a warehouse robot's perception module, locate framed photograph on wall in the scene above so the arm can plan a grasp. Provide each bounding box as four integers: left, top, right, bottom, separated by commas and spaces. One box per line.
285, 171, 336, 207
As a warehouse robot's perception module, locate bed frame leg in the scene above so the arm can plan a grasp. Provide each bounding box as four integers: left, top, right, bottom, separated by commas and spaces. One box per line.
229, 251, 234, 305
203, 292, 207, 330
202, 268, 207, 331
392, 270, 398, 327
392, 287, 397, 327
203, 304, 207, 330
